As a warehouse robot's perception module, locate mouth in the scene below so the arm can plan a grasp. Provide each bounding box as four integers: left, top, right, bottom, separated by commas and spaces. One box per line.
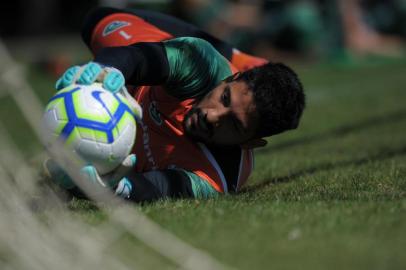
197, 110, 210, 133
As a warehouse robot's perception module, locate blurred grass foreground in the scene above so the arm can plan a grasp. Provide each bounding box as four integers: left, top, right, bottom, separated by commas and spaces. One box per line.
0, 33, 406, 270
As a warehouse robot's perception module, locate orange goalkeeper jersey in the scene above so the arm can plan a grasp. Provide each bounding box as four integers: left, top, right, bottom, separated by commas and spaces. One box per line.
132, 84, 254, 193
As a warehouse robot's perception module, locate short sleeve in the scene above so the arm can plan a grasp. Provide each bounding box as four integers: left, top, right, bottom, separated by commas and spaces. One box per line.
180, 169, 220, 199
163, 37, 232, 99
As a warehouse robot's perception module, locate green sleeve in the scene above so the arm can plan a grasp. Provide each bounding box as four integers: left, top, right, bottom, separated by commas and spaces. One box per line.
163, 37, 233, 99
180, 169, 219, 199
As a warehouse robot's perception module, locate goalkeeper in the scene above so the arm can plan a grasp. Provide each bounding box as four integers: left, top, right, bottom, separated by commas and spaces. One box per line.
46, 7, 305, 202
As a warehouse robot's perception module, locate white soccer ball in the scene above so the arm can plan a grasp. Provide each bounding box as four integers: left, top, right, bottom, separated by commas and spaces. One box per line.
42, 83, 137, 174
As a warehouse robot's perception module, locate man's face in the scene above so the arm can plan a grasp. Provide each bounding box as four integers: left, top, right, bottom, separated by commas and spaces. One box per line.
183, 80, 259, 146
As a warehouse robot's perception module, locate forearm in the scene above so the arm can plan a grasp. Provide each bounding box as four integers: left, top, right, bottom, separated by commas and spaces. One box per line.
93, 42, 169, 86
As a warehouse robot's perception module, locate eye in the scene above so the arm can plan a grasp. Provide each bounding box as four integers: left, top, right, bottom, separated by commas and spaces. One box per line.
221, 87, 231, 107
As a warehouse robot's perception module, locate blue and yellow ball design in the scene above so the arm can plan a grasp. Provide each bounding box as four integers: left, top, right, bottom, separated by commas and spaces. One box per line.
42, 83, 137, 174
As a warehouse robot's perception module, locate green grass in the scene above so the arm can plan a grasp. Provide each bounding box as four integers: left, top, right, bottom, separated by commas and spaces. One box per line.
3, 57, 406, 269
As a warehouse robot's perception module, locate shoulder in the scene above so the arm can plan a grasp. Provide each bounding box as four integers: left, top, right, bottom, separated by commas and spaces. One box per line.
163, 37, 227, 68
163, 37, 233, 99
163, 37, 229, 69
163, 37, 216, 51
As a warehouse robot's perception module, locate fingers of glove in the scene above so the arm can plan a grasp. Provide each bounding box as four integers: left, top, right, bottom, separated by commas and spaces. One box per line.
55, 66, 80, 90
103, 68, 125, 93
128, 97, 143, 121
43, 158, 75, 189
122, 154, 137, 168
120, 87, 143, 121
80, 165, 107, 187
109, 154, 137, 184
77, 62, 103, 85
115, 178, 133, 199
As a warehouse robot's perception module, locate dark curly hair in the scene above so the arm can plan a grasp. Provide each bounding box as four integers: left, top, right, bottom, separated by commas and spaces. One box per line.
227, 62, 305, 138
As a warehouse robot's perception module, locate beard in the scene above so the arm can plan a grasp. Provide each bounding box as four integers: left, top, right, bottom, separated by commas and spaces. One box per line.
182, 103, 214, 144
183, 106, 204, 141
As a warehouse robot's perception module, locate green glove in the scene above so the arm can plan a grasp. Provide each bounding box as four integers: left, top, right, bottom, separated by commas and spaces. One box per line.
55, 62, 142, 121
55, 62, 125, 93
43, 154, 137, 192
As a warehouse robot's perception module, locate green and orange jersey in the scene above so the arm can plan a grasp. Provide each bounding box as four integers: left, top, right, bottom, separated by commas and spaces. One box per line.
131, 38, 254, 193
88, 10, 256, 193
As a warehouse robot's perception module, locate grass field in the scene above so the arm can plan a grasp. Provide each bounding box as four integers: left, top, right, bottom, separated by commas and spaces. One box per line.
1, 55, 405, 269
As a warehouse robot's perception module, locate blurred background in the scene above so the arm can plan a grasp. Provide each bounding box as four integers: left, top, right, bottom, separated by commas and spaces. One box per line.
1, 0, 406, 76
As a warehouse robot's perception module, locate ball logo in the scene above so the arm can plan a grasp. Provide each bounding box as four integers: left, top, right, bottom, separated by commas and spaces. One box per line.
91, 90, 114, 119
103, 21, 131, 37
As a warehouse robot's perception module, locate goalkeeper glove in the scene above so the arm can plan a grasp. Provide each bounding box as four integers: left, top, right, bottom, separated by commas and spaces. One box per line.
55, 62, 142, 120
55, 62, 125, 93
43, 154, 137, 196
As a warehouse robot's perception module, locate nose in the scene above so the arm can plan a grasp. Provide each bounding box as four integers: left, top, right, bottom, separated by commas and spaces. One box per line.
206, 107, 229, 128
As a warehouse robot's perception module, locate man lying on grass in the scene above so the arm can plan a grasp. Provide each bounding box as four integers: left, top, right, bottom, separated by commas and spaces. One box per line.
45, 7, 305, 202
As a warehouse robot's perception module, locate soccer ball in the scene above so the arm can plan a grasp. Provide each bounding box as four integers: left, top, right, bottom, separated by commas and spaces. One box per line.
42, 83, 137, 175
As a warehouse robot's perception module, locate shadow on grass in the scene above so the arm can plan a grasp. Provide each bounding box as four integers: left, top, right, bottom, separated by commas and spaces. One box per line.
242, 146, 406, 193
258, 109, 406, 154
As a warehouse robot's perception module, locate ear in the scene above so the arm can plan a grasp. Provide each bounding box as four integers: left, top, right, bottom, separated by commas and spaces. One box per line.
240, 138, 267, 149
